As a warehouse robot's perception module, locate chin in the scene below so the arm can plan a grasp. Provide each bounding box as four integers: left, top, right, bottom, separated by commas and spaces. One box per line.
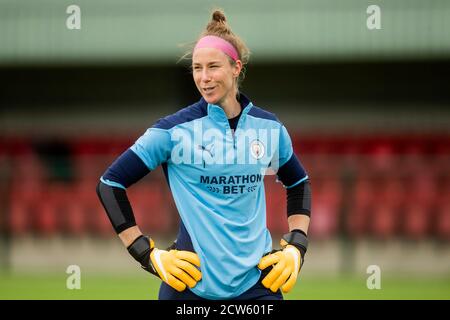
203, 94, 221, 105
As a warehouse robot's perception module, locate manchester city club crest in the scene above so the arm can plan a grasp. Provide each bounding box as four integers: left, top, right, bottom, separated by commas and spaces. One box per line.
250, 139, 265, 160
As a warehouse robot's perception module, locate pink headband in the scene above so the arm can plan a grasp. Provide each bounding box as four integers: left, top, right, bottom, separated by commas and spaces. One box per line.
194, 35, 239, 61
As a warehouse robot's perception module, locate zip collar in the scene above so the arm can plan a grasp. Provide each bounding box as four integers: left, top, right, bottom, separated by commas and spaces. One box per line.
204, 93, 253, 125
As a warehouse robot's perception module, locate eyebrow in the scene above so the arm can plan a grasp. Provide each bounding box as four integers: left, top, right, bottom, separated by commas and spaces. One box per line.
192, 61, 222, 66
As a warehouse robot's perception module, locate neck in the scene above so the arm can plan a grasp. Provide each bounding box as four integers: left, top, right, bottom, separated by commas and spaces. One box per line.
220, 91, 241, 119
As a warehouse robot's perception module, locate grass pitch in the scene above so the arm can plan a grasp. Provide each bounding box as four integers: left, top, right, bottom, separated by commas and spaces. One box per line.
1, 272, 449, 300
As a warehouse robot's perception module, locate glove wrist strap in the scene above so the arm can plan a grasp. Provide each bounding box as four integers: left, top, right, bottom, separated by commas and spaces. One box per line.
127, 235, 159, 277
282, 230, 308, 265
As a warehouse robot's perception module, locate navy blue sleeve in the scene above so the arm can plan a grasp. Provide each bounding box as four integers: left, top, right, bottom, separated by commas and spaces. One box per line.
286, 180, 311, 217
102, 148, 150, 189
97, 148, 151, 234
276, 153, 308, 189
96, 181, 137, 233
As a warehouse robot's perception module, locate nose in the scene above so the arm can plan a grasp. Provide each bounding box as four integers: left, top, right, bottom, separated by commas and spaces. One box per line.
201, 69, 211, 83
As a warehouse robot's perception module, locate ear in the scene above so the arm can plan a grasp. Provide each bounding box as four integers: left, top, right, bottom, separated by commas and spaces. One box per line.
233, 60, 243, 78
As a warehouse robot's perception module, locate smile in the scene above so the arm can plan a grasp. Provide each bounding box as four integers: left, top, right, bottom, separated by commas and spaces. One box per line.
203, 86, 216, 94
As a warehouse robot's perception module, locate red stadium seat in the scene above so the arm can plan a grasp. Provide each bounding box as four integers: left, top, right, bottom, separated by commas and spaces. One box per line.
34, 183, 84, 236
435, 181, 450, 241
8, 181, 41, 235
75, 179, 113, 236
8, 154, 48, 235
54, 183, 89, 236
73, 155, 106, 182
370, 179, 404, 239
35, 199, 58, 236
128, 181, 174, 235
65, 202, 87, 236
436, 206, 450, 241
402, 173, 436, 239
372, 206, 397, 239
347, 177, 374, 238
309, 178, 342, 240
14, 155, 48, 183
403, 205, 431, 240
9, 201, 32, 235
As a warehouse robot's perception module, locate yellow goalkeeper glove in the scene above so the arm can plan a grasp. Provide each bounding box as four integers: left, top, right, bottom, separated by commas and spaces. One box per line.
127, 235, 202, 292
258, 230, 308, 293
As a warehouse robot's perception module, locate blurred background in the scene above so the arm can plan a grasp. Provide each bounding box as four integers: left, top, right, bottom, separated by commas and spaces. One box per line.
0, 0, 449, 299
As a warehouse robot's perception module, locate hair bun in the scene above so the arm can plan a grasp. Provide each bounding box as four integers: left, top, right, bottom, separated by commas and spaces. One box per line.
212, 10, 226, 23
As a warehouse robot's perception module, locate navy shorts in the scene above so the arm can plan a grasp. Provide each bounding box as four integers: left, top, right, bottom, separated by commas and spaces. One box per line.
158, 268, 283, 300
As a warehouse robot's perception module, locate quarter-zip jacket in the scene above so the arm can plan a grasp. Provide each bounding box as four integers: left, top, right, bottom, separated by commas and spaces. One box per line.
106, 94, 308, 299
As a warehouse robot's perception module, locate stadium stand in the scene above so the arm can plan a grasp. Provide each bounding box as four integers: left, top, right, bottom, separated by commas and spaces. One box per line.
1, 134, 449, 241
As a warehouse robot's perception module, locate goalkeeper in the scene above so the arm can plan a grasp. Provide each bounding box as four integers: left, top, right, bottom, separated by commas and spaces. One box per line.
96, 9, 311, 300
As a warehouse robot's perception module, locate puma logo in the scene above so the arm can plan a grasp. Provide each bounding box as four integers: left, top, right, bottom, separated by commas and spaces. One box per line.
198, 144, 214, 168
198, 144, 214, 157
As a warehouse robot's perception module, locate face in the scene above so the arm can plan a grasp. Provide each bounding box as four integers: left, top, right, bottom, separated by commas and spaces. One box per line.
192, 47, 242, 106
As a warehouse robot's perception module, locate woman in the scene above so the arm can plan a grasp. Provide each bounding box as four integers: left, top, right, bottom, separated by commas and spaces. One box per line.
96, 10, 311, 300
